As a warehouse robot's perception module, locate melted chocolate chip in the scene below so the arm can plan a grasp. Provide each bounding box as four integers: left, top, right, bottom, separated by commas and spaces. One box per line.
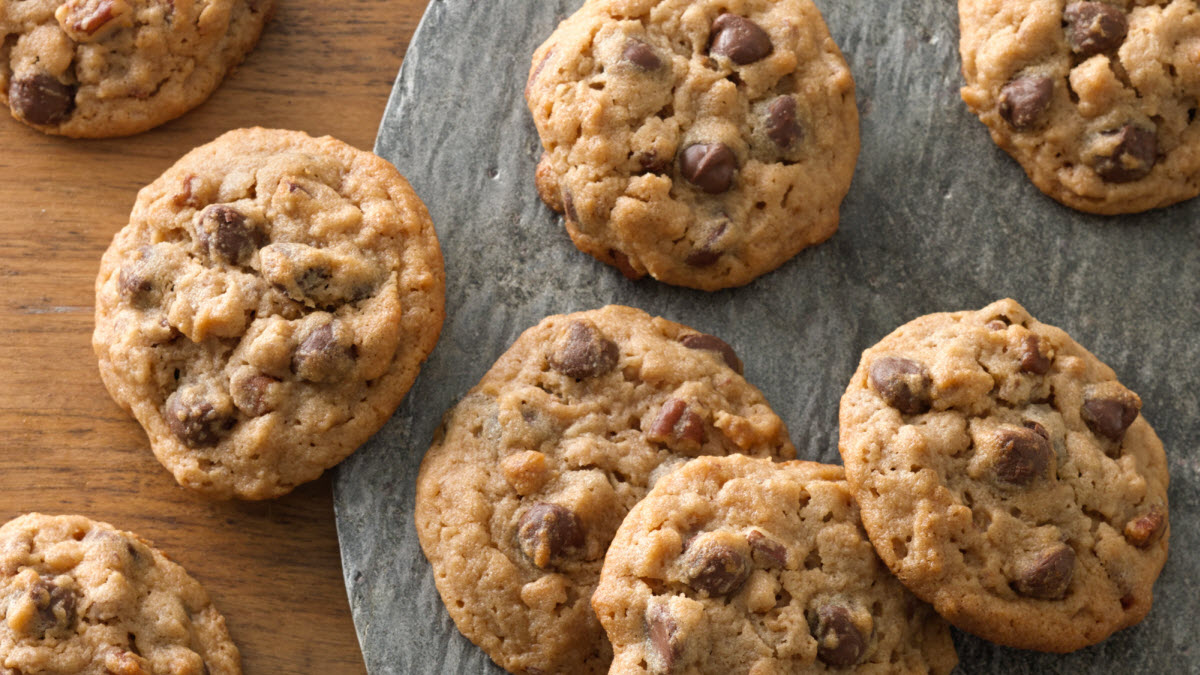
1014, 544, 1075, 599
647, 605, 681, 672
293, 323, 355, 383
647, 398, 706, 448
678, 333, 743, 374
635, 151, 670, 175
1092, 124, 1157, 183
993, 426, 1053, 485
999, 75, 1054, 131
747, 530, 787, 568
549, 320, 619, 379
198, 205, 260, 265
680, 538, 749, 596
679, 143, 737, 194
164, 391, 234, 448
118, 270, 154, 308
1081, 383, 1141, 441
1064, 2, 1128, 57
766, 96, 803, 149
623, 39, 662, 70
517, 503, 583, 568
1124, 505, 1166, 548
9, 74, 76, 126
709, 14, 772, 65
1018, 334, 1052, 374
25, 579, 78, 637
232, 374, 277, 417
685, 222, 728, 268
868, 356, 932, 414
812, 605, 866, 667
1023, 420, 1050, 439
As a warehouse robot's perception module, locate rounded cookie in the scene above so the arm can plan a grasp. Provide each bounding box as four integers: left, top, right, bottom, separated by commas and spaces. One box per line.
93, 127, 445, 499
838, 298, 1169, 652
593, 455, 959, 675
959, 0, 1200, 214
414, 306, 796, 674
526, 0, 858, 290
1, 0, 274, 137
1, 513, 239, 674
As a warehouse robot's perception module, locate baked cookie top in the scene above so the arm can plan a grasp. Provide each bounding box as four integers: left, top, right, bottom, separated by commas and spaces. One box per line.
414, 306, 796, 674
526, 0, 858, 290
838, 299, 1169, 652
959, 0, 1200, 214
93, 127, 445, 500
0, 513, 239, 675
0, 0, 273, 137
593, 455, 959, 675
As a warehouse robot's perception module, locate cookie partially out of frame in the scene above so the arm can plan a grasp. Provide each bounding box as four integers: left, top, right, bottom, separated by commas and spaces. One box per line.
838, 298, 1169, 652
959, 0, 1200, 214
0, 513, 239, 675
526, 0, 858, 290
93, 127, 445, 499
593, 455, 959, 675
415, 306, 795, 674
1, 0, 274, 138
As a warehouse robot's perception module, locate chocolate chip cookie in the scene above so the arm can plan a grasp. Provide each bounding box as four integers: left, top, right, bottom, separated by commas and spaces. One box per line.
526, 0, 858, 290
838, 299, 1169, 652
1, 0, 274, 137
93, 127, 445, 499
414, 306, 796, 674
593, 455, 959, 674
959, 0, 1200, 214
1, 513, 240, 674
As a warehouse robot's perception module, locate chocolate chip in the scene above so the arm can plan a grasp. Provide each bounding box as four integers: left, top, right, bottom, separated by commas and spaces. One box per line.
231, 374, 278, 417
8, 74, 76, 126
680, 538, 749, 596
647, 604, 681, 672
549, 320, 619, 379
197, 205, 260, 265
164, 390, 234, 448
118, 267, 155, 309
1013, 544, 1075, 599
647, 398, 706, 449
623, 39, 662, 70
1124, 505, 1166, 548
993, 426, 1053, 485
812, 605, 866, 667
999, 75, 1054, 131
1092, 124, 1157, 183
1064, 2, 1128, 57
517, 503, 583, 569
766, 96, 803, 149
293, 322, 355, 383
709, 14, 772, 65
747, 530, 788, 568
679, 143, 737, 194
562, 188, 579, 223
635, 151, 670, 175
22, 579, 78, 638
678, 333, 743, 374
868, 356, 932, 415
685, 222, 728, 268
1017, 334, 1052, 374
1081, 382, 1141, 441
1023, 420, 1050, 439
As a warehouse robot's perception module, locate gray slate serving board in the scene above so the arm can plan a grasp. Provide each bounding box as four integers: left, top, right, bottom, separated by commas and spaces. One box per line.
333, 1, 1200, 673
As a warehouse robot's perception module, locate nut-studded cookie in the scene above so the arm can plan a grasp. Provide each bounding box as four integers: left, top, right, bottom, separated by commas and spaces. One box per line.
838, 299, 1169, 652
414, 306, 795, 674
93, 128, 445, 499
959, 0, 1200, 214
1, 0, 274, 138
593, 455, 959, 675
1, 513, 239, 674
526, 0, 858, 290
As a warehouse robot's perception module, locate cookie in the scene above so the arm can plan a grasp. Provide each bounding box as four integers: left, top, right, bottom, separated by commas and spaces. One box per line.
838, 298, 1169, 652
593, 455, 959, 675
526, 0, 858, 290
1, 513, 239, 674
959, 0, 1200, 214
414, 306, 795, 674
93, 127, 445, 499
1, 0, 274, 138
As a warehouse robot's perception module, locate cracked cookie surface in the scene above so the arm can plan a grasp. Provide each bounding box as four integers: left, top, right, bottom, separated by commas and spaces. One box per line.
0, 0, 274, 137
959, 0, 1200, 213
593, 455, 958, 675
0, 513, 239, 675
414, 306, 795, 674
526, 0, 858, 290
93, 127, 445, 500
838, 299, 1169, 652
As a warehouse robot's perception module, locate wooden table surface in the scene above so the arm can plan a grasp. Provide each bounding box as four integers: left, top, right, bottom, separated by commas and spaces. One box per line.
0, 1, 431, 672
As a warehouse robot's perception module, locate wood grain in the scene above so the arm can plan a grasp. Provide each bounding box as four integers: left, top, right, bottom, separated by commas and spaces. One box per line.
0, 1, 431, 672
